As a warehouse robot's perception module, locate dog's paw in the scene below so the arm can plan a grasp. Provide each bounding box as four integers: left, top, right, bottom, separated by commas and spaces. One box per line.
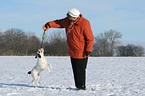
27, 74, 29, 78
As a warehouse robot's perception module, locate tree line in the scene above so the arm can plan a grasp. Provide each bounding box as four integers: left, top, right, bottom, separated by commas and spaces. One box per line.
92, 29, 144, 56
0, 28, 40, 55
0, 28, 144, 56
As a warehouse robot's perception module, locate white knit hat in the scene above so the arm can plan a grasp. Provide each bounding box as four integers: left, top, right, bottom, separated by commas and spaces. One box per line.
67, 8, 80, 17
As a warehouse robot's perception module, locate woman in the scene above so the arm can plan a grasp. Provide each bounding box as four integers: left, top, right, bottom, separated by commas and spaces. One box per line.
43, 8, 94, 90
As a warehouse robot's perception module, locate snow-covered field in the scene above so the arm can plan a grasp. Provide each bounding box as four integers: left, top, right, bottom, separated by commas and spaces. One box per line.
0, 56, 145, 96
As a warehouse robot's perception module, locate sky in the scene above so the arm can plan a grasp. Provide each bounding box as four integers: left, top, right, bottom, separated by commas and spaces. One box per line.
0, 0, 145, 46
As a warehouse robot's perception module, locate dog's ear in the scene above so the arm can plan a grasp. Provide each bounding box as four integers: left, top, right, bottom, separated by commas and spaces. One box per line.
37, 54, 41, 58
35, 55, 37, 58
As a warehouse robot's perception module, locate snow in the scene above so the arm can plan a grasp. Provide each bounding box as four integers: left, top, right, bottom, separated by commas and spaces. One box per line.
0, 56, 145, 96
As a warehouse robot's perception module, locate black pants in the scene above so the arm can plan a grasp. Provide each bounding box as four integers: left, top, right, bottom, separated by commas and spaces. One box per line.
71, 57, 88, 89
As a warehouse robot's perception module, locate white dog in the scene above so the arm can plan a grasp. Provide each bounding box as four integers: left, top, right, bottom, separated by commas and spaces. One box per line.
27, 48, 52, 86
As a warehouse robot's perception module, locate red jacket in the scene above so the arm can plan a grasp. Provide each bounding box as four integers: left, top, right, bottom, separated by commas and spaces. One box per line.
48, 15, 94, 59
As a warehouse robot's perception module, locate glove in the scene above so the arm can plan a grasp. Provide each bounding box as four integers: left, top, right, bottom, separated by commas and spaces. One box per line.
43, 22, 50, 31
86, 51, 91, 56
45, 22, 50, 28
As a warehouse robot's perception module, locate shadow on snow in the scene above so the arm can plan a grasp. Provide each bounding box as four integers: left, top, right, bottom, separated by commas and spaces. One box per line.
0, 83, 78, 91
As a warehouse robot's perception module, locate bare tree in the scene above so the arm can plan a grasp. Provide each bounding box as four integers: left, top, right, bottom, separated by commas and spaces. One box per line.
93, 38, 109, 56
93, 29, 122, 56
3, 28, 28, 55
26, 33, 40, 55
44, 31, 68, 56
116, 45, 126, 56
135, 45, 144, 56
107, 29, 122, 55
0, 32, 4, 54
126, 44, 136, 56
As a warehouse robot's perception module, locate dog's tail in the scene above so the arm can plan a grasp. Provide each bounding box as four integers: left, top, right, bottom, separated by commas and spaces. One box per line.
27, 71, 31, 78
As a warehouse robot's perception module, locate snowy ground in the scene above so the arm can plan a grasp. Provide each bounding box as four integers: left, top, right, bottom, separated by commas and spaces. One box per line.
0, 56, 145, 96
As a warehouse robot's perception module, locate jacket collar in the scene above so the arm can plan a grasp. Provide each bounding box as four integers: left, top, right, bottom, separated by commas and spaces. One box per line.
75, 14, 83, 25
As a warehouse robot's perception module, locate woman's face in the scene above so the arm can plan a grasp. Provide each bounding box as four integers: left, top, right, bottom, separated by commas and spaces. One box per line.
67, 13, 78, 21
